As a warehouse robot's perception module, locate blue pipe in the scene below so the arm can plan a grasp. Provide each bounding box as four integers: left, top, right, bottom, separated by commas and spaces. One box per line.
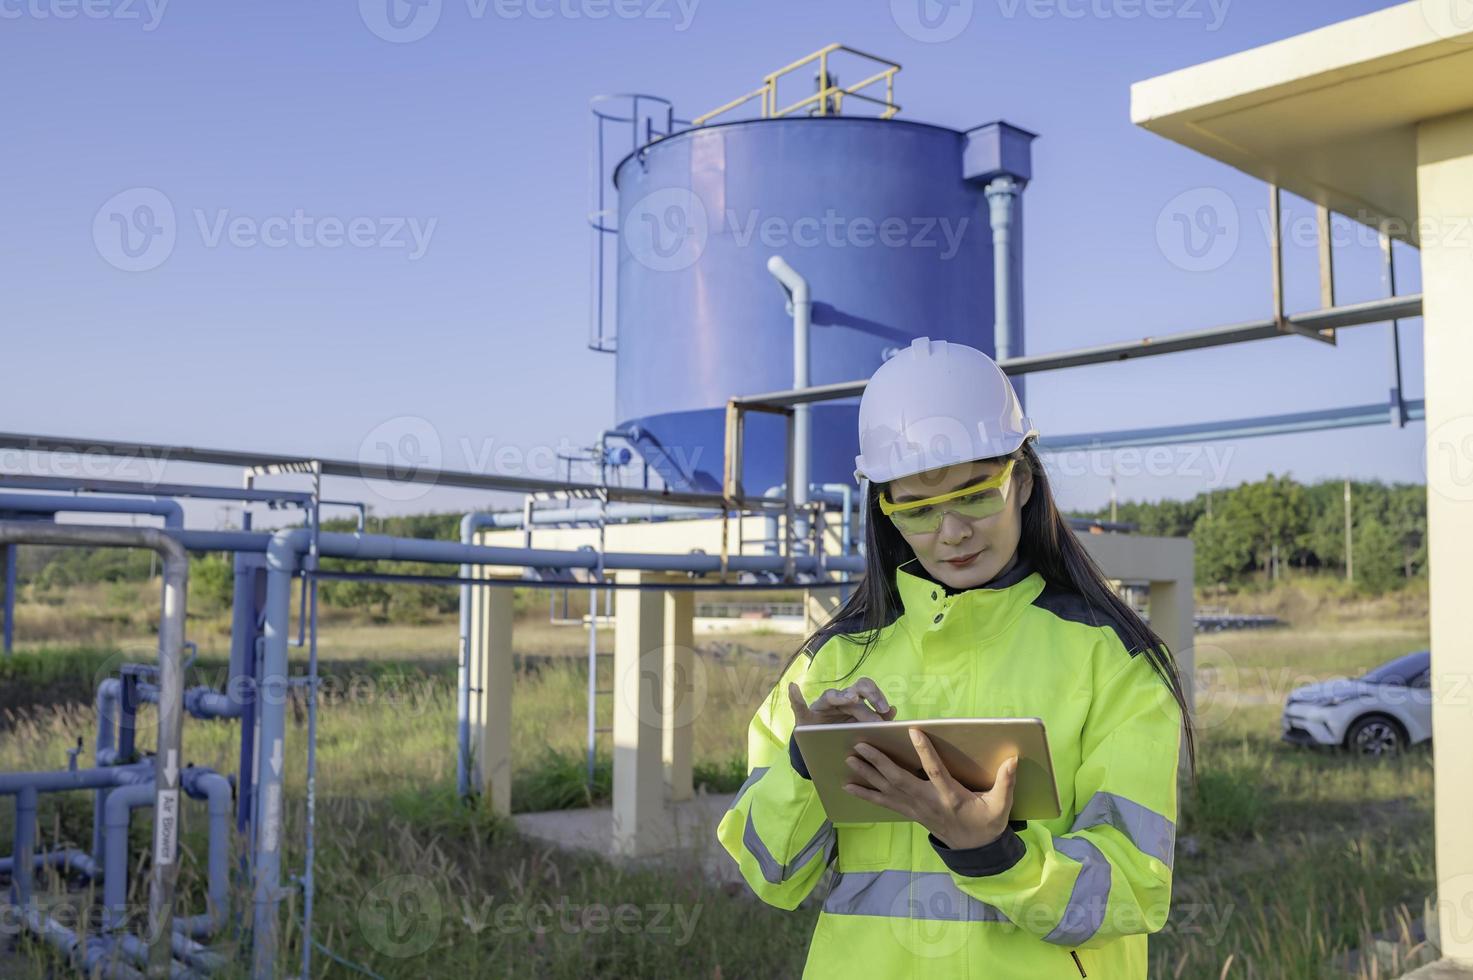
0, 761, 153, 795
93, 678, 122, 867
11, 786, 36, 908
229, 553, 265, 840
252, 525, 866, 974
0, 847, 98, 877
102, 770, 232, 943
21, 906, 147, 979
0, 492, 183, 529
3, 542, 14, 654
456, 514, 495, 798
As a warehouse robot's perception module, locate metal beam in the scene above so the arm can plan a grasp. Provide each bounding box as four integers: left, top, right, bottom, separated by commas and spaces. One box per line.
0, 473, 313, 505
0, 432, 790, 512
1041, 398, 1426, 453
733, 293, 1423, 407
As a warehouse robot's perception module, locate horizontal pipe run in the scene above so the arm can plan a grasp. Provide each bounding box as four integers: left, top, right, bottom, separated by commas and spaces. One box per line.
0, 847, 100, 877
0, 473, 313, 506
311, 568, 860, 590
0, 761, 154, 795
0, 492, 183, 529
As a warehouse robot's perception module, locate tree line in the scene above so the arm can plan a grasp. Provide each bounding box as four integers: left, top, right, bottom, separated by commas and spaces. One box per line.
1068, 474, 1427, 592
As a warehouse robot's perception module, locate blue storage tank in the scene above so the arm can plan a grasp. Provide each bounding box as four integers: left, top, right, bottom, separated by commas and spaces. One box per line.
610, 115, 1034, 495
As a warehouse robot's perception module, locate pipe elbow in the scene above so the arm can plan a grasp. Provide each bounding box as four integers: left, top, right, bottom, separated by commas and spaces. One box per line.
104, 781, 154, 826
766, 255, 810, 303
460, 512, 496, 544
265, 527, 312, 573
182, 770, 232, 814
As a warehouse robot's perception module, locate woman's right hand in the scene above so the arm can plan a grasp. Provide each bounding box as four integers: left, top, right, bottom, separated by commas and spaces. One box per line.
787, 677, 898, 726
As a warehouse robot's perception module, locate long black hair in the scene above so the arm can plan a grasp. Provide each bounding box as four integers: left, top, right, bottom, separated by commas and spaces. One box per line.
780, 436, 1197, 781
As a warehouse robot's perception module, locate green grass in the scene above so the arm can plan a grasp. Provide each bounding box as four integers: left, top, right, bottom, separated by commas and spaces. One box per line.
0, 588, 1442, 979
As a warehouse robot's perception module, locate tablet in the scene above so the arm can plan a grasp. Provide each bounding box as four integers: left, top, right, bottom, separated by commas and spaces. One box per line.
792, 717, 1061, 824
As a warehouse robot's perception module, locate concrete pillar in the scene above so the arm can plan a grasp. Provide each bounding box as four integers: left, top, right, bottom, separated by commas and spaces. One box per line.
804, 587, 842, 635
662, 588, 694, 803
1418, 107, 1473, 965
1075, 532, 1195, 782
1146, 559, 1196, 715
469, 570, 513, 816
612, 571, 668, 857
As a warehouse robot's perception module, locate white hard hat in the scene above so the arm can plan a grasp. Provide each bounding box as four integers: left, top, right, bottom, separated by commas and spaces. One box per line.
853, 336, 1038, 484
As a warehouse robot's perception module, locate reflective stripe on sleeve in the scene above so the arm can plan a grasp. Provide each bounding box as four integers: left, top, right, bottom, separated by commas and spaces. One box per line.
1070, 790, 1176, 869
823, 869, 1010, 922
742, 804, 835, 885
1042, 836, 1112, 946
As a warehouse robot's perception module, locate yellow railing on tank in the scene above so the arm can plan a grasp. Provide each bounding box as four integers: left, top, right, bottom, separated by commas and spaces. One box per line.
691, 43, 901, 127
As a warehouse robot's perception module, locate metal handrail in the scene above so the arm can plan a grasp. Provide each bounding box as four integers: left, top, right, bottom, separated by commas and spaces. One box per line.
692, 43, 901, 126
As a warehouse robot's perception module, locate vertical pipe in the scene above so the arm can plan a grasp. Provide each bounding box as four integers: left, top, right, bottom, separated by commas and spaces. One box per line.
2, 542, 15, 654
586, 583, 599, 787
1381, 229, 1408, 427
12, 787, 37, 909
253, 536, 297, 979
766, 256, 812, 555
232, 555, 261, 835
299, 565, 319, 980
148, 539, 189, 978
456, 514, 483, 799
1269, 184, 1285, 330
986, 175, 1025, 408
92, 678, 121, 866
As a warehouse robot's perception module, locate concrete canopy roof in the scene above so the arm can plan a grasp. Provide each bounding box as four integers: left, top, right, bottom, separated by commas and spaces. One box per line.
1130, 2, 1473, 246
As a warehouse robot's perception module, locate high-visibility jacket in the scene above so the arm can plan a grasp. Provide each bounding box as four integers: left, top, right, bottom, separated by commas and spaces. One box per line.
716, 554, 1183, 979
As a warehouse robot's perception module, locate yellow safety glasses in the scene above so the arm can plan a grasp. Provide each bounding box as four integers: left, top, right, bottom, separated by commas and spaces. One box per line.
877, 458, 1016, 534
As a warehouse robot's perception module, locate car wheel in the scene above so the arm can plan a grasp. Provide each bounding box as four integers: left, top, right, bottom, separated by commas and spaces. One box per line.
1346, 715, 1405, 757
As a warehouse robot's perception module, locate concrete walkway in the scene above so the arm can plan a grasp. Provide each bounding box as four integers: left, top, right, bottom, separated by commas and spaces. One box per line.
511, 791, 746, 888
1401, 963, 1473, 979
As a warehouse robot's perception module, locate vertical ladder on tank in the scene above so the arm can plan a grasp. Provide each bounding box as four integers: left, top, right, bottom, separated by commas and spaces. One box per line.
587, 94, 684, 355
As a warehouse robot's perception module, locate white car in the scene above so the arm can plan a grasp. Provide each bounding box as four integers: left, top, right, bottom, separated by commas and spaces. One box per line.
1280, 650, 1432, 756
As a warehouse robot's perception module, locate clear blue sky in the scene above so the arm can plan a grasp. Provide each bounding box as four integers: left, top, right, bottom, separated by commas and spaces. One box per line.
0, 0, 1425, 528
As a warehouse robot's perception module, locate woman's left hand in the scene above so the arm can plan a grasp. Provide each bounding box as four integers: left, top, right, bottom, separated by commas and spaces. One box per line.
842, 729, 1018, 851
